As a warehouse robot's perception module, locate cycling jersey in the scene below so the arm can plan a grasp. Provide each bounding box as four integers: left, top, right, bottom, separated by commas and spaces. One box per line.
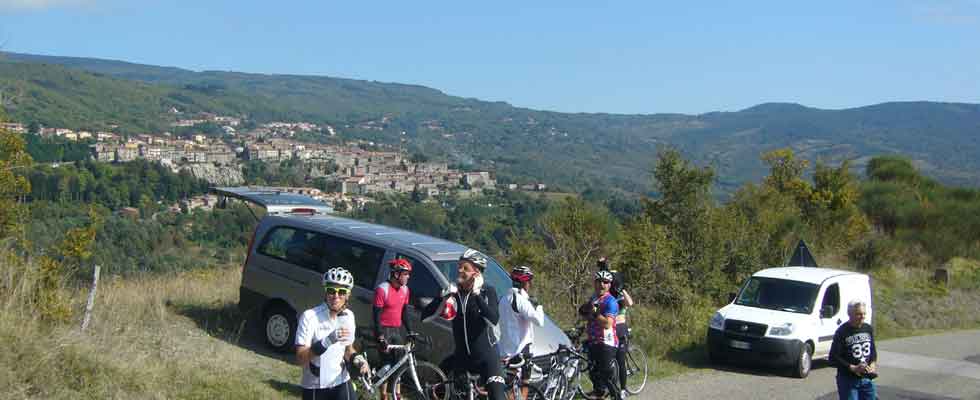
497, 287, 544, 359
586, 293, 619, 348
296, 304, 356, 390
374, 281, 410, 328
423, 287, 505, 400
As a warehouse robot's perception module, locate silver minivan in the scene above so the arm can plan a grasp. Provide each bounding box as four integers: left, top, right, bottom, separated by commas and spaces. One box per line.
221, 189, 571, 362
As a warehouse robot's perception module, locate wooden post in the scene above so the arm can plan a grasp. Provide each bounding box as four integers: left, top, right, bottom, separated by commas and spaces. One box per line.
81, 265, 101, 331
933, 268, 950, 287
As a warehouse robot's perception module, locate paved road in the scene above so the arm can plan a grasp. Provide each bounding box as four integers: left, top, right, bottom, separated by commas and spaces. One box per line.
640, 329, 980, 400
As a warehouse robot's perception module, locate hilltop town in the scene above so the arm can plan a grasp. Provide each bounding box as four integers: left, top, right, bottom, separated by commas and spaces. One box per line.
5, 112, 549, 211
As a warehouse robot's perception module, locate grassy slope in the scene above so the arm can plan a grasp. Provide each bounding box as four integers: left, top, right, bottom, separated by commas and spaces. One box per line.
0, 266, 298, 399
1, 255, 978, 398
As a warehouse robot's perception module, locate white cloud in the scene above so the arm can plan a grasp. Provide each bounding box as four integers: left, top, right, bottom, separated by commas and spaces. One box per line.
0, 0, 91, 11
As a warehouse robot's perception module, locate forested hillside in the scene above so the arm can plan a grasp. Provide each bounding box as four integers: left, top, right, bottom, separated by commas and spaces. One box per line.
3, 52, 980, 193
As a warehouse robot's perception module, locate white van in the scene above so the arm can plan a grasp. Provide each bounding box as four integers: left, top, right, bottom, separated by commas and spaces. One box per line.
706, 267, 873, 378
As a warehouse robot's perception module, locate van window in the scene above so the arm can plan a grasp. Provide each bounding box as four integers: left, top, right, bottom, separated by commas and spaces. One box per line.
396, 254, 442, 300
257, 227, 319, 271
317, 234, 385, 288
821, 283, 841, 317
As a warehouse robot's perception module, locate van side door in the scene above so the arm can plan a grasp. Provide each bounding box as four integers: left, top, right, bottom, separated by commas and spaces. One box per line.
815, 279, 844, 356
389, 252, 454, 362
313, 233, 387, 346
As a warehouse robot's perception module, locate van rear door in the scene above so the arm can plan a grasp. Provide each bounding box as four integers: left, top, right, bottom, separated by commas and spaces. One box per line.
210, 186, 333, 218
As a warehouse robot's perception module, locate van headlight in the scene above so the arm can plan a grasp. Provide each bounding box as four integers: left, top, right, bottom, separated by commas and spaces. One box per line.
768, 323, 794, 336
709, 312, 725, 330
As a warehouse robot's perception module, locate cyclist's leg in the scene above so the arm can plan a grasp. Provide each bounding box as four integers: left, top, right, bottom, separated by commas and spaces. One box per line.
302, 388, 321, 400
478, 353, 507, 400
381, 327, 405, 400
614, 324, 628, 392
519, 345, 532, 400
589, 343, 621, 400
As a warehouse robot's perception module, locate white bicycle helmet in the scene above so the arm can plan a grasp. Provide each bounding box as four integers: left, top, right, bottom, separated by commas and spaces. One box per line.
323, 267, 354, 289
594, 270, 614, 282
459, 248, 489, 271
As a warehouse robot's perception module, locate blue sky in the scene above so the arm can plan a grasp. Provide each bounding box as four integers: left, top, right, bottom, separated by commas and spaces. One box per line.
2, 0, 979, 114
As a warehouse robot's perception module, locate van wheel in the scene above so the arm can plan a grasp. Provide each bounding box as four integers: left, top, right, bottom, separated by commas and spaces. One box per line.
793, 342, 812, 379
263, 304, 297, 353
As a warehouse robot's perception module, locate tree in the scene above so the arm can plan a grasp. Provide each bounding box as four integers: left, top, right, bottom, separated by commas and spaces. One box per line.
0, 119, 33, 240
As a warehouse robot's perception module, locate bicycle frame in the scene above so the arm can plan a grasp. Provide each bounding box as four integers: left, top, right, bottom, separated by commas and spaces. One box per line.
360, 340, 428, 397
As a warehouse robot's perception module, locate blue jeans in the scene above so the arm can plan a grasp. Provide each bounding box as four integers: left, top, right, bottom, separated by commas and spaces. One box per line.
836, 373, 876, 400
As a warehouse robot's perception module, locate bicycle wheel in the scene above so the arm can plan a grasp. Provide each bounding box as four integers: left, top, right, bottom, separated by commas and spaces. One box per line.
574, 357, 595, 398
522, 383, 547, 400
391, 360, 448, 400
541, 372, 567, 400
623, 347, 648, 395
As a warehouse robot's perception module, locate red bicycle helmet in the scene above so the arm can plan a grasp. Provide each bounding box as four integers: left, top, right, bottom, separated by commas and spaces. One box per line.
389, 258, 413, 272
511, 265, 534, 283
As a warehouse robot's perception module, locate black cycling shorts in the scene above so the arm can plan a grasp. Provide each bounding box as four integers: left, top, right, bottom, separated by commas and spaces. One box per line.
379, 326, 404, 365
303, 380, 357, 400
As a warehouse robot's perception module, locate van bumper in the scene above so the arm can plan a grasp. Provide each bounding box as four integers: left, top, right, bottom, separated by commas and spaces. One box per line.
706, 328, 802, 366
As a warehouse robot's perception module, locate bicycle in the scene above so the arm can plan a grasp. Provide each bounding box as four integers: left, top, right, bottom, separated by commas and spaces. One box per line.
563, 327, 625, 400
617, 328, 648, 395
441, 357, 546, 400
503, 354, 547, 400
358, 332, 448, 400
531, 341, 591, 400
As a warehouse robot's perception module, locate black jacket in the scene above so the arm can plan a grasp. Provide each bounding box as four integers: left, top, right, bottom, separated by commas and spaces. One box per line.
422, 287, 500, 357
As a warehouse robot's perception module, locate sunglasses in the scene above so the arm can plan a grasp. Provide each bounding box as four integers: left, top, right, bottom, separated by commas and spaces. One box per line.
325, 287, 351, 296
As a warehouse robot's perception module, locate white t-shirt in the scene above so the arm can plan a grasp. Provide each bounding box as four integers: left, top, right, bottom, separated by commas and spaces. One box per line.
295, 303, 356, 389
497, 287, 544, 359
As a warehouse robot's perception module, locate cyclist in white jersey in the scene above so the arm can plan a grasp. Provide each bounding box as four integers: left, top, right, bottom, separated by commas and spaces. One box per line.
296, 267, 369, 400
498, 265, 544, 400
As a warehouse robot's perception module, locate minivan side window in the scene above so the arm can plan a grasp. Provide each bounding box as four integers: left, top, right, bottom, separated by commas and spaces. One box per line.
396, 254, 442, 300
821, 283, 841, 317
257, 227, 319, 272
317, 234, 385, 289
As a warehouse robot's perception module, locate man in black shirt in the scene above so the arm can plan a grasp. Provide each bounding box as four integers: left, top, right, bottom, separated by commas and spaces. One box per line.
829, 300, 877, 400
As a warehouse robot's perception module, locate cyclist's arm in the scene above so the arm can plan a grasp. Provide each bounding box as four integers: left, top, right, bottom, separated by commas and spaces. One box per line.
515, 292, 544, 327
829, 330, 851, 369
401, 301, 413, 333
373, 286, 385, 340
373, 306, 384, 340
295, 311, 314, 366
421, 293, 447, 322
868, 327, 878, 364
474, 288, 499, 325
596, 296, 617, 328
621, 290, 634, 308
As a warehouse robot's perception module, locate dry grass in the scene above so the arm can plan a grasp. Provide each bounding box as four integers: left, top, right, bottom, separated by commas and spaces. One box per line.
0, 256, 300, 399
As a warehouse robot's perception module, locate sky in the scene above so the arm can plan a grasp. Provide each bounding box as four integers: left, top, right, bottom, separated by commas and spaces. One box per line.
1, 0, 979, 114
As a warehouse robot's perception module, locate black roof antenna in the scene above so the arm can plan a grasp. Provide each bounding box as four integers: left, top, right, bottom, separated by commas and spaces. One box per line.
787, 239, 819, 268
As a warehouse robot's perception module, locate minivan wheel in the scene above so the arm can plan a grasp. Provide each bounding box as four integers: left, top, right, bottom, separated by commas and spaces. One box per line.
793, 342, 812, 379
263, 304, 297, 353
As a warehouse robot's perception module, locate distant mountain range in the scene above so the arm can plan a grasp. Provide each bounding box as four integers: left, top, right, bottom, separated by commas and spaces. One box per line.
2, 51, 979, 192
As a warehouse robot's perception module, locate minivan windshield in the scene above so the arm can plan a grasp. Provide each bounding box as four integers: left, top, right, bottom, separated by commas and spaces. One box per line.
735, 277, 819, 314
435, 256, 511, 298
